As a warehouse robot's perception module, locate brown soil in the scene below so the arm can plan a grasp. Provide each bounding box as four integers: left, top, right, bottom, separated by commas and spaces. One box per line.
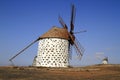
0, 64, 120, 80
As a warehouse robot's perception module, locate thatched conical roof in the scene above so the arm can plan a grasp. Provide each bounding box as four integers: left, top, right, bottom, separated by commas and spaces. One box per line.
40, 26, 69, 40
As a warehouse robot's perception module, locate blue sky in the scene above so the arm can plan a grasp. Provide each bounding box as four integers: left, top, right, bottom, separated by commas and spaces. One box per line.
0, 0, 120, 66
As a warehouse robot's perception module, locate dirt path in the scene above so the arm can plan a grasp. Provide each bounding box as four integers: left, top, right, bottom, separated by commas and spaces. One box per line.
0, 64, 120, 80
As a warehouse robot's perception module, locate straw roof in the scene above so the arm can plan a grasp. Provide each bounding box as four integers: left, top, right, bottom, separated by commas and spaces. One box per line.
40, 26, 69, 40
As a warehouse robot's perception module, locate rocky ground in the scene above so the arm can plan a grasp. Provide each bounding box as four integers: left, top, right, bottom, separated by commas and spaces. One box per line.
0, 64, 120, 80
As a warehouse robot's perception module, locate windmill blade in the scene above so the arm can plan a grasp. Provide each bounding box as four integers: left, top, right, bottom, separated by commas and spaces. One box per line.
95, 52, 105, 60
96, 55, 103, 60
73, 30, 87, 34
58, 16, 68, 29
96, 56, 102, 60
73, 38, 85, 59
70, 4, 76, 34
68, 32, 84, 59
9, 38, 40, 62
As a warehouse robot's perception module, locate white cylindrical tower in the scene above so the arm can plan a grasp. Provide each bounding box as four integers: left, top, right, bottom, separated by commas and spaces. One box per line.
33, 27, 70, 67
36, 38, 69, 67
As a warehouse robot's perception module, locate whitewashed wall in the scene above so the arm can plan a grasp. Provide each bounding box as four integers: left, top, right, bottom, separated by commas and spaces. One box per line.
102, 60, 108, 64
34, 38, 69, 67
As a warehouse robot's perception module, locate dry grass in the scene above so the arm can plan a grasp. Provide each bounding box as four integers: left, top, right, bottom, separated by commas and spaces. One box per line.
0, 64, 120, 80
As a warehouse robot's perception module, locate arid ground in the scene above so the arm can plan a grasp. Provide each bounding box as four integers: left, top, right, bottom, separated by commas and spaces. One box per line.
0, 64, 120, 80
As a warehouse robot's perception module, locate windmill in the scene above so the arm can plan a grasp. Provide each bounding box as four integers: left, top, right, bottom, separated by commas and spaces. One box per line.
102, 57, 108, 64
9, 4, 85, 67
96, 52, 108, 64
